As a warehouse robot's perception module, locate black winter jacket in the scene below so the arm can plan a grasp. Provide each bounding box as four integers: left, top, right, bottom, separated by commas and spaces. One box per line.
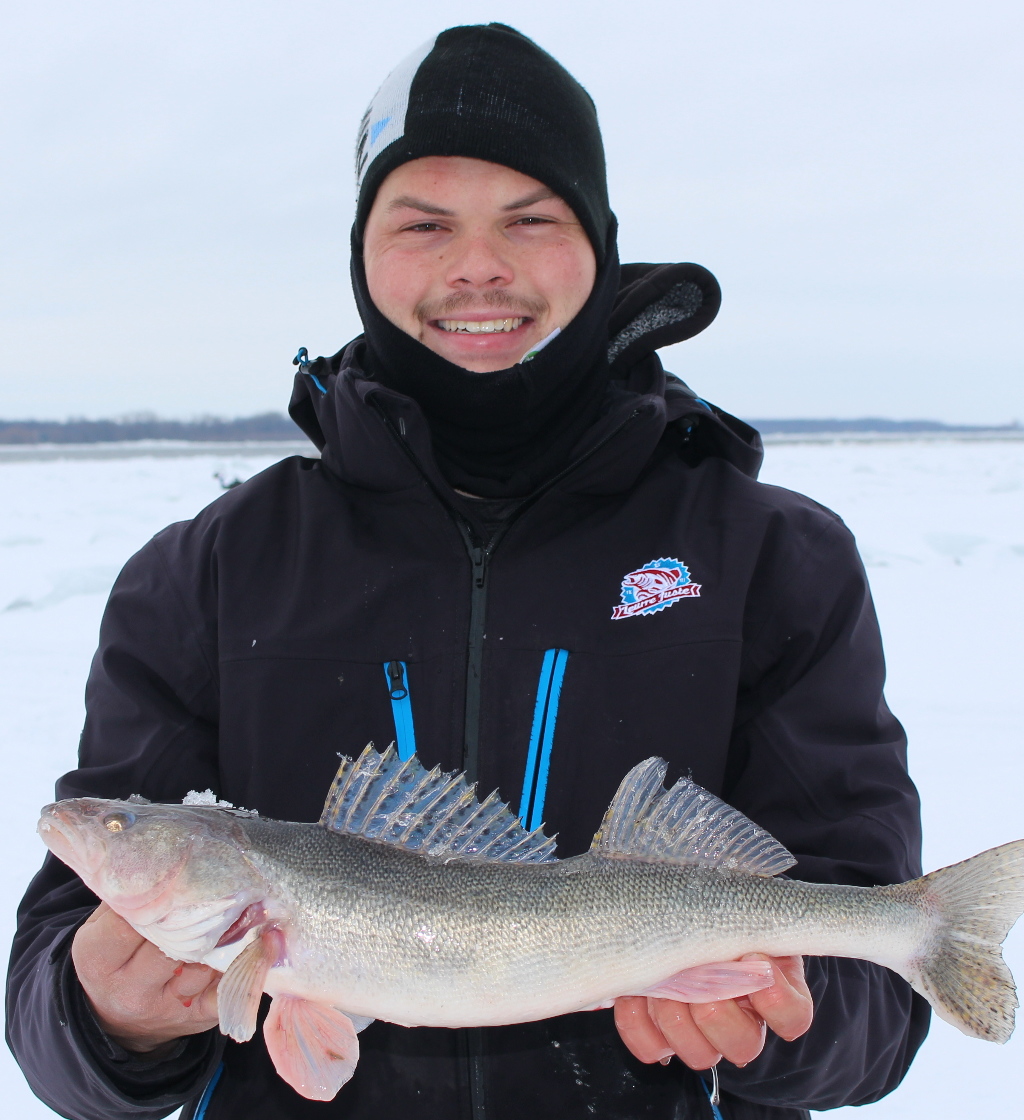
7, 265, 929, 1120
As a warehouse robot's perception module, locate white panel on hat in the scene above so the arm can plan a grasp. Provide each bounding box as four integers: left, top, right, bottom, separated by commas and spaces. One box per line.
355, 36, 437, 189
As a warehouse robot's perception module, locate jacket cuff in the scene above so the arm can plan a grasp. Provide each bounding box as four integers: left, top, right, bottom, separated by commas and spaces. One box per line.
60, 943, 220, 1101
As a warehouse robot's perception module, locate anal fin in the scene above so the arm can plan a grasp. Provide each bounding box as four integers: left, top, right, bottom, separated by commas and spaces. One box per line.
263, 996, 360, 1101
634, 959, 775, 1003
217, 930, 277, 1042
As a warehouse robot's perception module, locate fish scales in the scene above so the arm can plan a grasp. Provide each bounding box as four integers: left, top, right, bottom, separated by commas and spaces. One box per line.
244, 823, 924, 1027
38, 746, 1024, 1102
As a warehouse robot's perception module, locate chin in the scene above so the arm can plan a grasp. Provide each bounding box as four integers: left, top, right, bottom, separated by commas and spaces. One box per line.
453, 358, 519, 373
427, 337, 536, 372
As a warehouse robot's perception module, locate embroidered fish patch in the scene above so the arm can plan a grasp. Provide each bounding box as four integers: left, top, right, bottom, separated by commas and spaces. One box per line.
611, 558, 701, 620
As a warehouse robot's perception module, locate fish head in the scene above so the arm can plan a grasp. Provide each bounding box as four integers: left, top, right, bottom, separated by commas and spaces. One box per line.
38, 797, 268, 956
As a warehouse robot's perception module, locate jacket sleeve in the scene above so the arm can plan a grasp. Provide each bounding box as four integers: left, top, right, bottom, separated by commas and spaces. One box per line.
6, 524, 226, 1120
716, 499, 931, 1111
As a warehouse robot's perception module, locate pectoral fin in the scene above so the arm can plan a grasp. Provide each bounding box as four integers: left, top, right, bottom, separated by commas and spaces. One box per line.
217, 933, 274, 1042
263, 995, 360, 1102
635, 959, 775, 1003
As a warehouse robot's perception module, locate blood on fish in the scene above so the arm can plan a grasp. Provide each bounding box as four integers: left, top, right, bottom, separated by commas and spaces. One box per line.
216, 902, 266, 947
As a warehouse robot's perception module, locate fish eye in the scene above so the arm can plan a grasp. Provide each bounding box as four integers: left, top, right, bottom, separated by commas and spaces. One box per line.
103, 811, 136, 832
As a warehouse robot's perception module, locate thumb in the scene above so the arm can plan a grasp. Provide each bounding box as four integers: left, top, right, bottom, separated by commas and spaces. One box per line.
82, 901, 112, 925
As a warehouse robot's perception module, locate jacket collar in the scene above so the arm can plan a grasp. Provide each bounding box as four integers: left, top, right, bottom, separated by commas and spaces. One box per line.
287, 262, 763, 498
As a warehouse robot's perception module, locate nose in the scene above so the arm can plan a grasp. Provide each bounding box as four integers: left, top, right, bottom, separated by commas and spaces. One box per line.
444, 227, 514, 291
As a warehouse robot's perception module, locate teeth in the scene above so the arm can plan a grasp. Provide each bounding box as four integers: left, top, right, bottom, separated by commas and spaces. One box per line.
437, 318, 525, 334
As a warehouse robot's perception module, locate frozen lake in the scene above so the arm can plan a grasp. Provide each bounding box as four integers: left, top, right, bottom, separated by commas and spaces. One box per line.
1, 439, 1022, 1117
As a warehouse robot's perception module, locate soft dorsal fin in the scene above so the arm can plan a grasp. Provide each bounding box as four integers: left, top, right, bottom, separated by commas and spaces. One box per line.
319, 745, 557, 863
590, 757, 795, 876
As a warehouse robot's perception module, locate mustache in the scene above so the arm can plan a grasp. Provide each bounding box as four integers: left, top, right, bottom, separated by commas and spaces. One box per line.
415, 290, 548, 322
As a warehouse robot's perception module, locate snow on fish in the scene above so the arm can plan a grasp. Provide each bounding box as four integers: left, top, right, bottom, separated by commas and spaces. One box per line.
38, 746, 1024, 1101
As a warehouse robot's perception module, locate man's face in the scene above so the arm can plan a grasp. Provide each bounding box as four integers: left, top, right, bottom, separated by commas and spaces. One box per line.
363, 157, 597, 372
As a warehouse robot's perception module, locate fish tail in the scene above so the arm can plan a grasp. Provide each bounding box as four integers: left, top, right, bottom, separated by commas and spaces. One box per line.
895, 839, 1024, 1043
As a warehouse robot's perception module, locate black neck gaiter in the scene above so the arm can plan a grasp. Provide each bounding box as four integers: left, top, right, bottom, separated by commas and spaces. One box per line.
351, 222, 621, 498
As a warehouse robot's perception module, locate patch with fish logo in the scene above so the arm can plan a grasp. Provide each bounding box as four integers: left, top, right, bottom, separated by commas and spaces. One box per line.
611, 557, 701, 620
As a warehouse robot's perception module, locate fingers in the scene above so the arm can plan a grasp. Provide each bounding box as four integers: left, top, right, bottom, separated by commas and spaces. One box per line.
613, 995, 726, 1071
688, 995, 767, 1067
648, 997, 723, 1070
616, 957, 815, 1073
191, 971, 222, 1022
71, 903, 221, 1050
73, 903, 149, 976
81, 900, 111, 925
744, 954, 814, 1042
613, 996, 674, 1064
167, 962, 217, 1003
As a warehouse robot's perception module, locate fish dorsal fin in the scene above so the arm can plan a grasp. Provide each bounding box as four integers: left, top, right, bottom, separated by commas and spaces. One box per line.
319, 745, 557, 863
590, 757, 795, 876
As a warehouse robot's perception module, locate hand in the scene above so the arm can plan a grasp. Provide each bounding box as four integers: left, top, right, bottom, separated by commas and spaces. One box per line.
613, 954, 813, 1070
71, 902, 221, 1053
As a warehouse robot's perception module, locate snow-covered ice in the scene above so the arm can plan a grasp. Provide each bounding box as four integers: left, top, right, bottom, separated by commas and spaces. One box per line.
1, 440, 1022, 1117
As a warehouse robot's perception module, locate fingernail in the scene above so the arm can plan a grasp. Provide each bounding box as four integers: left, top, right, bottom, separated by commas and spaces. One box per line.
655, 1048, 674, 1064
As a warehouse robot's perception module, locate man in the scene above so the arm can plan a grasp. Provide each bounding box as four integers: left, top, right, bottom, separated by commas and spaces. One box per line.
8, 23, 929, 1120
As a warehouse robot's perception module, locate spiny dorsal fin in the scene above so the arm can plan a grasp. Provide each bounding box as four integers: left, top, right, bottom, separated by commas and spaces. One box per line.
590, 757, 795, 876
319, 745, 557, 863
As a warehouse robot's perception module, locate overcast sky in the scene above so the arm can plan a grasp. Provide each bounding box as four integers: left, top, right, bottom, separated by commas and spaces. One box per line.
2, 1, 1021, 423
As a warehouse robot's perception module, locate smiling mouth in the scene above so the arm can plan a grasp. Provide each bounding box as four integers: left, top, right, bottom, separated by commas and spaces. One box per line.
435, 317, 527, 334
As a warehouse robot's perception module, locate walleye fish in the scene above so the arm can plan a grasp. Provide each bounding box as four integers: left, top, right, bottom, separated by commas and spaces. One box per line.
39, 746, 1024, 1102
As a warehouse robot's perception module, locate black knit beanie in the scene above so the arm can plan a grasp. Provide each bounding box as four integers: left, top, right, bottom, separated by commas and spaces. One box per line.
354, 24, 611, 259
351, 24, 619, 498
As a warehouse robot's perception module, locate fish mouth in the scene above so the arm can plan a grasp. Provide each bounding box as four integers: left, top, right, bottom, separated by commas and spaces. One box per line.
38, 804, 105, 879
37, 801, 187, 910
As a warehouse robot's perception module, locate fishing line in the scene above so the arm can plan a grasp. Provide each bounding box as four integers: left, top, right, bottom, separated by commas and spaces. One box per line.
701, 1063, 724, 1120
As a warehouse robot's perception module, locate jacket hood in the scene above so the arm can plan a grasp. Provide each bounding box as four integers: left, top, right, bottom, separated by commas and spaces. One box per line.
288, 262, 763, 487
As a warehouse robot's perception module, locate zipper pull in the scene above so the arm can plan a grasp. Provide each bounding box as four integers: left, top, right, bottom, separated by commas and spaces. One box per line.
470, 546, 486, 588
385, 660, 408, 699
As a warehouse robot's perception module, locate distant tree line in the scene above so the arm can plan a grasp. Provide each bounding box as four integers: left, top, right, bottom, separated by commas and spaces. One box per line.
0, 413, 299, 444
0, 413, 1017, 445
746, 418, 1020, 434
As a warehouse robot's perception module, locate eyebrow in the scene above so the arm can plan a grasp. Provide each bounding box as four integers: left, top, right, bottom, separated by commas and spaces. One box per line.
385, 188, 558, 217
502, 188, 556, 211
386, 195, 456, 216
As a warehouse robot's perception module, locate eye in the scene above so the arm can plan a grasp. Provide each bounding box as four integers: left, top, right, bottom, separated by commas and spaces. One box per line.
103, 811, 136, 832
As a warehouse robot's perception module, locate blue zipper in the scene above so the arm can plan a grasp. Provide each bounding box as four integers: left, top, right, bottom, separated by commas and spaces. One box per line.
194, 1061, 223, 1120
518, 649, 569, 831
383, 660, 417, 761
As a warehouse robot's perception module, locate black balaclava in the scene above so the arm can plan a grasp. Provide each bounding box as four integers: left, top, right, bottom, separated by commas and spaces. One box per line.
352, 24, 620, 498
